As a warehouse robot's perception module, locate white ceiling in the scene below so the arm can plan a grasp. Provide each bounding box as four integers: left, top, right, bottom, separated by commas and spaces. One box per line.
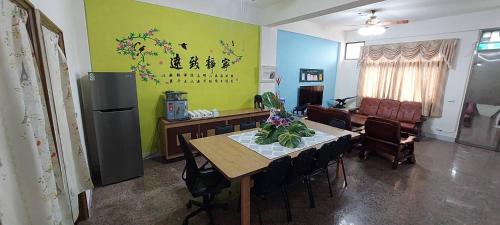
308, 0, 500, 30
230, 0, 284, 8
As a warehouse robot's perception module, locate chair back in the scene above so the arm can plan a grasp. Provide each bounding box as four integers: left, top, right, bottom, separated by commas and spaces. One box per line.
365, 117, 400, 143
240, 121, 256, 131
313, 143, 332, 170
289, 148, 316, 179
253, 155, 292, 192
329, 118, 348, 130
215, 124, 234, 135
178, 134, 200, 190
254, 95, 264, 109
331, 135, 351, 160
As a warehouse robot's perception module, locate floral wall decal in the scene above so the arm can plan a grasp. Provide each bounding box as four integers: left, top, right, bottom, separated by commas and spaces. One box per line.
220, 40, 243, 65
116, 28, 175, 84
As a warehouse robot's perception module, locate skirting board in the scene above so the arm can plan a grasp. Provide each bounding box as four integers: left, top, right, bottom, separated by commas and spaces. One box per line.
422, 132, 456, 142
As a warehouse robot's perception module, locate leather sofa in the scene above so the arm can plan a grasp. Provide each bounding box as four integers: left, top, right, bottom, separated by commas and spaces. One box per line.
307, 105, 352, 131
351, 97, 424, 137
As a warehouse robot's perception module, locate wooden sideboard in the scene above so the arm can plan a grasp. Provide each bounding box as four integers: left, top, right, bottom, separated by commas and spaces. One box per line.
159, 108, 269, 160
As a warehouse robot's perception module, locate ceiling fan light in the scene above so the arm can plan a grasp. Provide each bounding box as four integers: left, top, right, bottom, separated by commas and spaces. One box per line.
358, 25, 386, 36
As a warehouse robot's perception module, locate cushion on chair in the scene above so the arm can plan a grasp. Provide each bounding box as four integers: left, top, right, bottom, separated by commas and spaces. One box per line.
351, 114, 368, 126
396, 101, 422, 123
376, 99, 400, 120
358, 98, 381, 116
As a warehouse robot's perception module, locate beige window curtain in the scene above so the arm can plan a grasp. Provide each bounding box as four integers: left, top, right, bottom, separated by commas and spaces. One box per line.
41, 27, 94, 221
0, 0, 93, 224
357, 39, 458, 117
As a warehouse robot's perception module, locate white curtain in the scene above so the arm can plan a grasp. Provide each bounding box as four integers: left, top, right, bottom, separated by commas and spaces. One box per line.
41, 27, 94, 221
357, 39, 458, 117
0, 0, 92, 224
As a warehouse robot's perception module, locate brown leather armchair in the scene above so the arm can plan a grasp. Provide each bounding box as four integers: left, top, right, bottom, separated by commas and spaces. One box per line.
363, 116, 416, 169
307, 105, 352, 131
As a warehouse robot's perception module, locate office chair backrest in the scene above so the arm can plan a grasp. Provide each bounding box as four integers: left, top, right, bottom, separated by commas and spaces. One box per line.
331, 135, 351, 160
179, 134, 200, 189
289, 148, 316, 178
215, 124, 234, 135
254, 95, 264, 109
329, 118, 348, 130
240, 120, 256, 131
253, 155, 292, 192
314, 142, 332, 169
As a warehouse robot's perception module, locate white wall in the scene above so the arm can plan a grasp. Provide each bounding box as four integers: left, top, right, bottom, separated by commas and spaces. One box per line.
339, 8, 500, 141
259, 21, 345, 96
30, 0, 93, 211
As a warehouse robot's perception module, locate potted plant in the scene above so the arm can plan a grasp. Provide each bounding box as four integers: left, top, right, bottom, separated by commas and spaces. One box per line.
256, 92, 315, 148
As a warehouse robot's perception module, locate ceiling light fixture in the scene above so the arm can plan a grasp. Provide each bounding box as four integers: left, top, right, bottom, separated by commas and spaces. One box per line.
358, 25, 386, 36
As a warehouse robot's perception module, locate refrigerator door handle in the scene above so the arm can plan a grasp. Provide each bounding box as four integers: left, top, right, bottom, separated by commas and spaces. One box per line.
97, 107, 135, 112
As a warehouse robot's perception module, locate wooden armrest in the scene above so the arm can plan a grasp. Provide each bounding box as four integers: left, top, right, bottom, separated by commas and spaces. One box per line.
401, 135, 416, 144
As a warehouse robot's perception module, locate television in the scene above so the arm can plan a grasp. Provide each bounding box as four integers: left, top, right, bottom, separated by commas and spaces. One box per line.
297, 85, 323, 108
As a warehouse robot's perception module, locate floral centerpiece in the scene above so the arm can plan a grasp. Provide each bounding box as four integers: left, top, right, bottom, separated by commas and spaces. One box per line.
255, 92, 315, 148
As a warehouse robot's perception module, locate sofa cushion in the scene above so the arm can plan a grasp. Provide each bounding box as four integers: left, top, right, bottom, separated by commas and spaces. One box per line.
351, 114, 368, 126
359, 97, 381, 116
400, 122, 418, 133
376, 99, 400, 120
396, 101, 422, 123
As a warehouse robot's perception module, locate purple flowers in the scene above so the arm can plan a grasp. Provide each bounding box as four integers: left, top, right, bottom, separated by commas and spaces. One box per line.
267, 114, 293, 127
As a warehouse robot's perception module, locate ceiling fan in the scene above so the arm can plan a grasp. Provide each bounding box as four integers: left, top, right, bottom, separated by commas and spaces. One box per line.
356, 10, 409, 36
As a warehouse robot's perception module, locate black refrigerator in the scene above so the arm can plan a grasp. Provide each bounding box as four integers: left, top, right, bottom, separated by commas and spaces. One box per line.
80, 72, 143, 185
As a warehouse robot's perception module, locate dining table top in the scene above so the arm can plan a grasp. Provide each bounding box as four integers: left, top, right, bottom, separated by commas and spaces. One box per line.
189, 119, 360, 180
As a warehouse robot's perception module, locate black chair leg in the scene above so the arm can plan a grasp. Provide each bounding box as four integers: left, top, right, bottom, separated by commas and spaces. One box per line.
282, 187, 292, 222
256, 200, 263, 225
183, 207, 204, 225
341, 158, 347, 187
206, 208, 215, 225
305, 177, 315, 208
325, 169, 333, 197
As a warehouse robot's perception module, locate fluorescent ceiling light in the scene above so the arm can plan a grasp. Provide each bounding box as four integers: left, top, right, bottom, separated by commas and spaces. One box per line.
358, 25, 386, 36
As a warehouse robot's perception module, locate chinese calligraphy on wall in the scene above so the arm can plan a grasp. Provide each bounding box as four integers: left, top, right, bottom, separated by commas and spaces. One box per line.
116, 28, 243, 84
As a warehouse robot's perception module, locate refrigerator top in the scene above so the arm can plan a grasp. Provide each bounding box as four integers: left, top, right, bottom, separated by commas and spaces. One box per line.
87, 72, 138, 111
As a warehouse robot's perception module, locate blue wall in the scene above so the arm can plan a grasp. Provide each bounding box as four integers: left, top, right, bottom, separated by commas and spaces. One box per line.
276, 30, 340, 111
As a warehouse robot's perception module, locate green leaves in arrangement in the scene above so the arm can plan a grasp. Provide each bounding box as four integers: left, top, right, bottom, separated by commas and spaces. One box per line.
261, 92, 281, 109
255, 120, 316, 148
277, 132, 301, 148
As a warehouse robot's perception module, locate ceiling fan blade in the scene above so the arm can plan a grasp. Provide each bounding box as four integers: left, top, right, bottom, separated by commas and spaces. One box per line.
381, 19, 409, 26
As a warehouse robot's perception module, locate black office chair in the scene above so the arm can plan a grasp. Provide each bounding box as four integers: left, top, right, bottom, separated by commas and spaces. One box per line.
239, 120, 256, 131
179, 134, 230, 225
329, 118, 348, 130
310, 142, 335, 198
214, 124, 234, 135
287, 148, 316, 208
251, 155, 292, 225
328, 135, 351, 187
254, 94, 264, 109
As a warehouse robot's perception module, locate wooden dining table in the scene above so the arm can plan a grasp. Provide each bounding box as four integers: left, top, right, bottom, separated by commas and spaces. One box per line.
189, 119, 360, 225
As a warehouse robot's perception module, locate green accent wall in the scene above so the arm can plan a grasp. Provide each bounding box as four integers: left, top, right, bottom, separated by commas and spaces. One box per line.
85, 0, 260, 155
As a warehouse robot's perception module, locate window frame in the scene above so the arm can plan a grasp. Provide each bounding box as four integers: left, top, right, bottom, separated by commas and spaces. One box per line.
344, 41, 365, 60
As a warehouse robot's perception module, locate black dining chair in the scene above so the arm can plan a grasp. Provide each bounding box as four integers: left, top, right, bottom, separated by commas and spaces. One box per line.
214, 124, 234, 135
287, 148, 317, 208
239, 120, 256, 131
310, 142, 335, 198
251, 155, 292, 225
329, 118, 348, 130
179, 134, 230, 225
329, 135, 351, 187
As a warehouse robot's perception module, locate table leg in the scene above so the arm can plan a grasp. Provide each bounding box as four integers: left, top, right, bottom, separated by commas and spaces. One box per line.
336, 162, 343, 178
240, 175, 251, 225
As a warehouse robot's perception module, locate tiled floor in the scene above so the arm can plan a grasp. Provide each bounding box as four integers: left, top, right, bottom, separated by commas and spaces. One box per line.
79, 139, 500, 225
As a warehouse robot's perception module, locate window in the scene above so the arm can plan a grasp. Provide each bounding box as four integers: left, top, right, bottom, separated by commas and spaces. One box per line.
345, 42, 365, 60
